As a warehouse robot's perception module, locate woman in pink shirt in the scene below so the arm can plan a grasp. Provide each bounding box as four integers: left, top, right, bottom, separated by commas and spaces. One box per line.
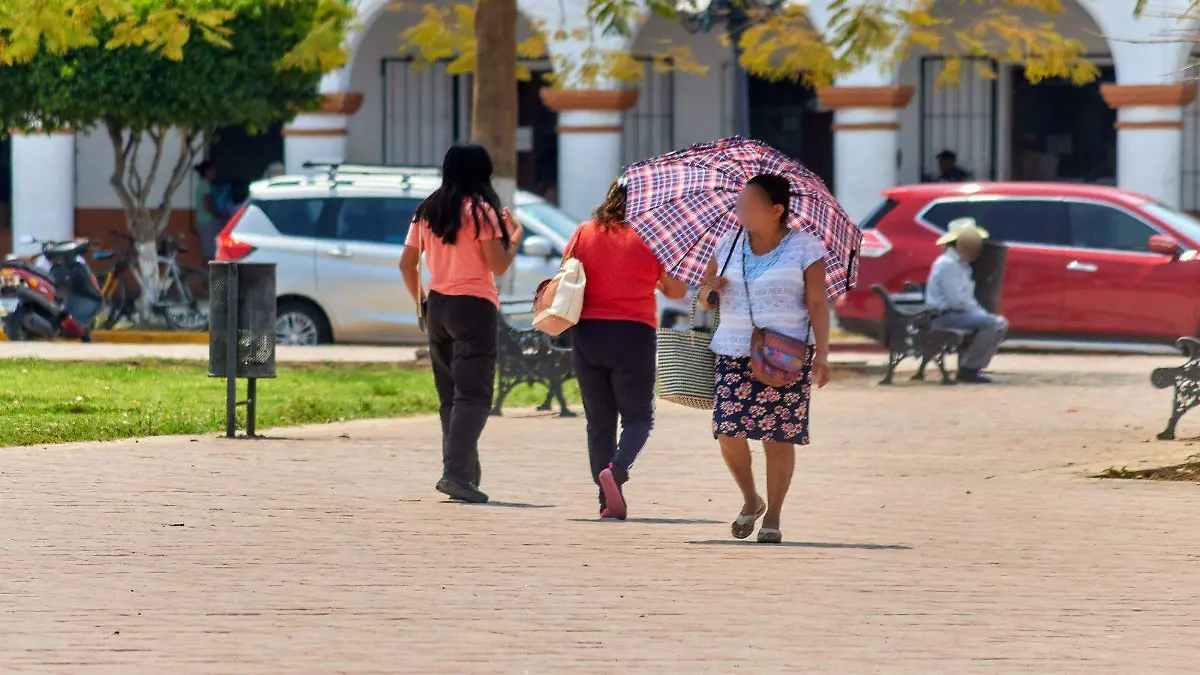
399, 144, 524, 504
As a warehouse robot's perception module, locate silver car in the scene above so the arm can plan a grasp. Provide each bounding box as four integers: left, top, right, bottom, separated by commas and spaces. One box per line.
217, 165, 577, 345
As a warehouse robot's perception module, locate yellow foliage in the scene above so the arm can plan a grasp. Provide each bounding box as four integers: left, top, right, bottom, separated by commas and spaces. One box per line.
0, 1, 245, 64
396, 0, 1107, 90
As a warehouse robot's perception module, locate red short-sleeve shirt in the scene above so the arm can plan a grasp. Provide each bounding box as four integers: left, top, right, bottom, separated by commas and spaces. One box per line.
567, 222, 664, 328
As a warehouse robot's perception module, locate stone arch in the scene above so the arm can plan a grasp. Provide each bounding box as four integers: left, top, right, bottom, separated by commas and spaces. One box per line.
895, 0, 1117, 185
342, 0, 542, 165
628, 8, 835, 182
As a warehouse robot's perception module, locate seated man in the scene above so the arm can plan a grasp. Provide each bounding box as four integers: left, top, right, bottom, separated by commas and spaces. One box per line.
925, 218, 1008, 384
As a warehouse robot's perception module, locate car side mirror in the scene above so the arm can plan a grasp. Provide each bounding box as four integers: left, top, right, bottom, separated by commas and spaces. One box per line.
523, 235, 554, 258
1148, 234, 1183, 257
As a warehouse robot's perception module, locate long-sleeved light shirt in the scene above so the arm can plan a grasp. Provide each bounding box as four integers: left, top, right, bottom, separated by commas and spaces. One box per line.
925, 248, 982, 313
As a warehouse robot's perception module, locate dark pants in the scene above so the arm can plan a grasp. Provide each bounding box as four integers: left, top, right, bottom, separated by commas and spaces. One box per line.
571, 319, 656, 492
427, 291, 498, 485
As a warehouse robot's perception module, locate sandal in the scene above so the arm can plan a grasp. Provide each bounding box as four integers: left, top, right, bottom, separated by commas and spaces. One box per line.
757, 527, 782, 544
731, 498, 766, 540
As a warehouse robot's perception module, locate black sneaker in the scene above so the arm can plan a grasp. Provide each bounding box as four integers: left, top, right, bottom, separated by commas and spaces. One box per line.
436, 477, 489, 503
957, 369, 993, 384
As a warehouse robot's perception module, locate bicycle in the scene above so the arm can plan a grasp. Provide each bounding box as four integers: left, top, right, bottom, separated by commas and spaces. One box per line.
93, 230, 137, 329
154, 234, 208, 331
93, 231, 208, 331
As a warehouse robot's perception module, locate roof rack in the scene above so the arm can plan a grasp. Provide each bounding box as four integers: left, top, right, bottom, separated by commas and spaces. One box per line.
300, 161, 442, 183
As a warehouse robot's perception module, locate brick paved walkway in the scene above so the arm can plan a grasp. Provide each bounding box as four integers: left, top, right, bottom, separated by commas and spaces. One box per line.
2, 354, 1199, 673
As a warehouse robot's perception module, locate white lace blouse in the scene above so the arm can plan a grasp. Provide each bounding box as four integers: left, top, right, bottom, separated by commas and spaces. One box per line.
709, 228, 827, 358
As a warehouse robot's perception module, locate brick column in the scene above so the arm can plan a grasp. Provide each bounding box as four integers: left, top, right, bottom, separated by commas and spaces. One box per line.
539, 88, 639, 221
10, 129, 76, 255
283, 93, 365, 173
1101, 83, 1196, 209
816, 86, 915, 223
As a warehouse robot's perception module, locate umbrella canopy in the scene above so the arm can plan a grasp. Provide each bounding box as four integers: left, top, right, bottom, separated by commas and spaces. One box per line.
622, 136, 862, 299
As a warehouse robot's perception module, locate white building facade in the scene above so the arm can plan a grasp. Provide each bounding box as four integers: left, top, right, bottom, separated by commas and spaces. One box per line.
4, 0, 1200, 257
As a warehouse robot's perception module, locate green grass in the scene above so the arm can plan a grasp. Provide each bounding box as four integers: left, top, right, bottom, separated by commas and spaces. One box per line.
0, 359, 579, 447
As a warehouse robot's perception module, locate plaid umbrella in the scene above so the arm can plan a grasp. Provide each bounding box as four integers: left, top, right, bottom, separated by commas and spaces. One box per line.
622, 136, 862, 299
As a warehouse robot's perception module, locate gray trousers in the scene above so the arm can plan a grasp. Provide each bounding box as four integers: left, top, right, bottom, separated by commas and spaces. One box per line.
933, 308, 1008, 371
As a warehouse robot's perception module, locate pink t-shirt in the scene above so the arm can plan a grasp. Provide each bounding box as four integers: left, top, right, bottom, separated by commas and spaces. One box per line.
405, 201, 502, 307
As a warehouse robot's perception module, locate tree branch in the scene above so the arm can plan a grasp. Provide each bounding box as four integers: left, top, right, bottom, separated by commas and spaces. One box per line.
127, 132, 145, 214
142, 125, 167, 207
104, 118, 138, 226
153, 126, 209, 236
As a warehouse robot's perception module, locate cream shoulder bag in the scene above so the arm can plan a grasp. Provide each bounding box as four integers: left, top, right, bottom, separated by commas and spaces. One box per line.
532, 235, 586, 336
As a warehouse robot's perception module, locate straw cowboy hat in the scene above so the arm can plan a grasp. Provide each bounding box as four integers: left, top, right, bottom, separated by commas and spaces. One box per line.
936, 217, 990, 246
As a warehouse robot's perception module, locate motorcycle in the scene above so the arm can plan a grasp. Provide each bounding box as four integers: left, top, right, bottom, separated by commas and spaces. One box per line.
1, 236, 105, 342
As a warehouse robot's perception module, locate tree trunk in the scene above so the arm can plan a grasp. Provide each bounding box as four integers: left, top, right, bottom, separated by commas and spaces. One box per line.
104, 122, 206, 325
473, 0, 519, 295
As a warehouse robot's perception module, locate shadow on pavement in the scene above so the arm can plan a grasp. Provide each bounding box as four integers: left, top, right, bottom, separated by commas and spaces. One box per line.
475, 501, 556, 509
687, 540, 911, 550
568, 517, 723, 525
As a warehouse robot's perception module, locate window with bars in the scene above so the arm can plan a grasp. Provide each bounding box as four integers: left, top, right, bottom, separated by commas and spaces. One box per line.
380, 58, 471, 167
622, 59, 675, 166
1183, 69, 1200, 211
920, 56, 997, 181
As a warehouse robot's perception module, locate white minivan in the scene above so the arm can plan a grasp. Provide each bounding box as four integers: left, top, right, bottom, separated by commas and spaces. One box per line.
215, 164, 578, 345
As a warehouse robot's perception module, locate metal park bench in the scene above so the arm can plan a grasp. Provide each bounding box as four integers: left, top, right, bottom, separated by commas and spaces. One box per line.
1150, 336, 1200, 440
873, 283, 969, 385
491, 302, 576, 417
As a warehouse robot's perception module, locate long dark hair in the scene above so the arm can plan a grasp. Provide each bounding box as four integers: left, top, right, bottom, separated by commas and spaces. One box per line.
593, 180, 627, 231
414, 143, 511, 248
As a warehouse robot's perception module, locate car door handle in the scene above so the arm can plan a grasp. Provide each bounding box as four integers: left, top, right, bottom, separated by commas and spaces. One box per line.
325, 247, 353, 259
1066, 261, 1097, 272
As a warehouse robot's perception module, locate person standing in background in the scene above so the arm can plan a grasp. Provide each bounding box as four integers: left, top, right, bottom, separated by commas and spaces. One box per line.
566, 180, 688, 520
193, 161, 229, 261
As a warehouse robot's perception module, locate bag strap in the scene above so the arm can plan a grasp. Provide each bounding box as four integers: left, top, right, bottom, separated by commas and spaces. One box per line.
564, 227, 582, 261
742, 233, 816, 343
719, 227, 742, 277
741, 237, 758, 330
415, 219, 426, 302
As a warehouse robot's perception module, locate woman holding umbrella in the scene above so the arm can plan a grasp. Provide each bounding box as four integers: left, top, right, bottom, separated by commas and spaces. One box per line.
697, 174, 831, 543
622, 137, 859, 544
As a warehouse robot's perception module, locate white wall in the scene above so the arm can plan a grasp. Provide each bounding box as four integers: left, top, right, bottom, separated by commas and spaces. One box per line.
75, 128, 197, 210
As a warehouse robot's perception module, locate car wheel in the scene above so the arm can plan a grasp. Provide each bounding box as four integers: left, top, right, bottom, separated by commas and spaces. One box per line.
276, 301, 331, 346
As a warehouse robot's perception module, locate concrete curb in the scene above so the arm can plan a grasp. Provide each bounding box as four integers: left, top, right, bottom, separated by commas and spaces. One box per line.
0, 330, 210, 344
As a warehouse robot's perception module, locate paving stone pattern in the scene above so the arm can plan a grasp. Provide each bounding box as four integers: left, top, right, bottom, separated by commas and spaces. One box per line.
2, 355, 1199, 673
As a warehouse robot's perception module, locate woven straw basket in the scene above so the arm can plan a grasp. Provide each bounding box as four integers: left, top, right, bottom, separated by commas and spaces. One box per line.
657, 298, 719, 410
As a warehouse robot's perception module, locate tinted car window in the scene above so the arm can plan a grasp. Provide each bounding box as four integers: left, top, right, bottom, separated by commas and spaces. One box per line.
333, 198, 421, 245
255, 198, 328, 238
923, 199, 1068, 246
1068, 202, 1157, 252
859, 199, 899, 229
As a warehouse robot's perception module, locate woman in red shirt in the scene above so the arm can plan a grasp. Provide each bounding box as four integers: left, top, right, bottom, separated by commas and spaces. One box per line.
566, 180, 687, 519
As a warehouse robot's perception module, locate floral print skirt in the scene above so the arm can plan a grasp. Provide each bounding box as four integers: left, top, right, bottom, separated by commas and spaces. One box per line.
712, 354, 813, 445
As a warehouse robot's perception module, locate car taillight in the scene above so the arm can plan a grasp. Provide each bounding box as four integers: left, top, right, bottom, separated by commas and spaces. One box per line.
215, 206, 256, 262
860, 230, 892, 258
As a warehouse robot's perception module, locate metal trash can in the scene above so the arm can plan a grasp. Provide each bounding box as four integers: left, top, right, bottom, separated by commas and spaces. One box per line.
971, 240, 1008, 315
208, 262, 277, 437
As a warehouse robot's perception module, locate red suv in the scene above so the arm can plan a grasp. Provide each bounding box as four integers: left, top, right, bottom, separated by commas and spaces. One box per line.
836, 183, 1200, 344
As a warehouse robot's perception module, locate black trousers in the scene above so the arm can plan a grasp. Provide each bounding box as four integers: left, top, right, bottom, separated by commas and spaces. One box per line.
427, 291, 498, 485
570, 319, 656, 490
